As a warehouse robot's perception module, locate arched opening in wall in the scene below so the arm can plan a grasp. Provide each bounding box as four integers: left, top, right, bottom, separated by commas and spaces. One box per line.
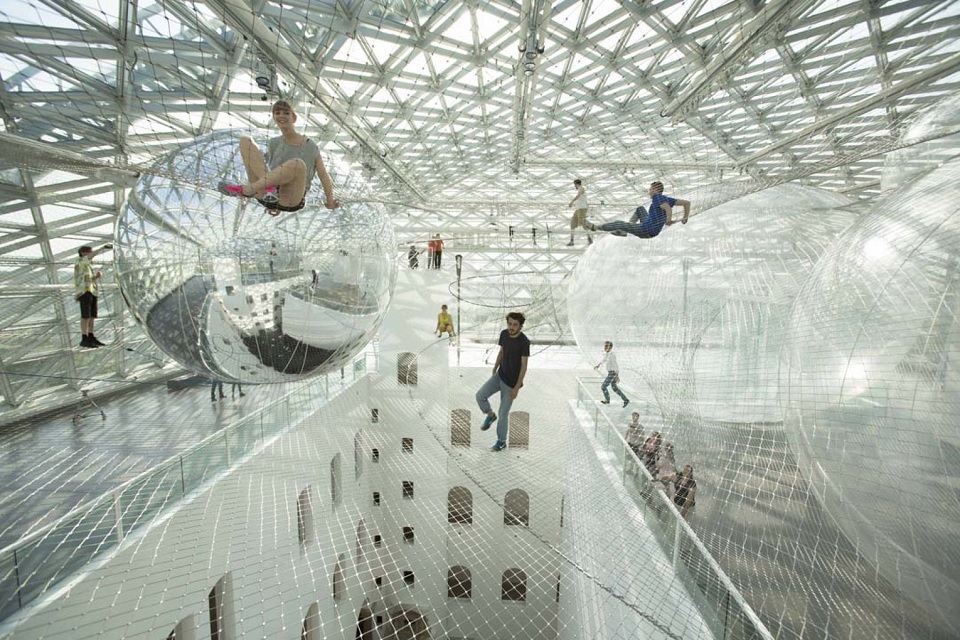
503, 488, 529, 526
355, 519, 368, 562
447, 486, 473, 524
331, 453, 342, 507
450, 409, 471, 447
207, 573, 235, 640
501, 568, 527, 602
509, 411, 529, 448
354, 431, 363, 480
301, 602, 320, 640
355, 602, 375, 640
297, 487, 314, 549
386, 606, 430, 640
398, 352, 418, 385
333, 553, 346, 603
372, 448, 380, 463
447, 565, 472, 599
167, 615, 196, 640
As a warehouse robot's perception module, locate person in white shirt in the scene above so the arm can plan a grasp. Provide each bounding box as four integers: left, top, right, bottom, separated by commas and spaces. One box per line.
594, 341, 629, 407
566, 179, 593, 246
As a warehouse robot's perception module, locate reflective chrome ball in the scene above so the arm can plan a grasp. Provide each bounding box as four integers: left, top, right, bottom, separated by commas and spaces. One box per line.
115, 130, 396, 383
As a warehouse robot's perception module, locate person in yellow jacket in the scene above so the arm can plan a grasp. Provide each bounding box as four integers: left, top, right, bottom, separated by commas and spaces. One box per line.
74, 243, 112, 348
435, 304, 455, 340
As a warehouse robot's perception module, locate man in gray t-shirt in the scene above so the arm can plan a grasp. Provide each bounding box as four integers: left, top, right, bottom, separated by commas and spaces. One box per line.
219, 99, 338, 216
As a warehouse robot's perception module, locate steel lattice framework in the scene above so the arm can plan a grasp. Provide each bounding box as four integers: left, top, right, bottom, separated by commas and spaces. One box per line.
0, 0, 959, 412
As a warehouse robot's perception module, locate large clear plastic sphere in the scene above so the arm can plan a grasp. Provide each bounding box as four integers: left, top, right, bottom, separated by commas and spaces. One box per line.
567, 183, 855, 424
780, 158, 960, 631
880, 93, 960, 192
114, 130, 396, 384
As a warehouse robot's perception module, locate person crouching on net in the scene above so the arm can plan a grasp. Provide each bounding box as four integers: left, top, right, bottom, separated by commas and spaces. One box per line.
584, 181, 690, 239
219, 99, 339, 216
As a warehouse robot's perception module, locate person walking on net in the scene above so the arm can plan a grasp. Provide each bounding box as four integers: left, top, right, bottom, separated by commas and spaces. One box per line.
566, 179, 593, 246
476, 312, 530, 452
594, 341, 629, 407
584, 181, 690, 239
218, 99, 339, 217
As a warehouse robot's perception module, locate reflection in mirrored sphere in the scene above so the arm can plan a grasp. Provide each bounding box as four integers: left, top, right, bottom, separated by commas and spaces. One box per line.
781, 159, 960, 631
115, 130, 396, 383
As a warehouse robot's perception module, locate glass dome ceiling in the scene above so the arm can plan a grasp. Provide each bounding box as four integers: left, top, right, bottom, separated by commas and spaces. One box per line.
1, 0, 959, 410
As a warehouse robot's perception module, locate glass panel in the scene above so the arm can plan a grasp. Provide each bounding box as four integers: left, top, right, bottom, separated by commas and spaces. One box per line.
229, 415, 261, 460
180, 437, 229, 493
118, 463, 183, 532
16, 498, 118, 607
0, 549, 20, 619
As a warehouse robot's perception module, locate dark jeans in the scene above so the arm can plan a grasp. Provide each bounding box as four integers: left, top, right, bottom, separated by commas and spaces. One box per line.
601, 371, 629, 403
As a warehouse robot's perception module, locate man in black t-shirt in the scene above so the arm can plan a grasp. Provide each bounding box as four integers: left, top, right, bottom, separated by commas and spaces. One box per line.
476, 311, 530, 451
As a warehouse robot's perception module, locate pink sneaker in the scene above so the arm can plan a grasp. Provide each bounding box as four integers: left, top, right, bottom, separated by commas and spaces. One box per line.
262, 186, 279, 206
217, 181, 245, 197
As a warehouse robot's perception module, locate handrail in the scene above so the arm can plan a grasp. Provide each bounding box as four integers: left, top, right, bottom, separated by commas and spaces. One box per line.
574, 377, 773, 640
0, 350, 377, 622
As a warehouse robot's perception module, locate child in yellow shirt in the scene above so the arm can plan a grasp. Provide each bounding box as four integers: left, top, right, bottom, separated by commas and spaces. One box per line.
436, 304, 455, 339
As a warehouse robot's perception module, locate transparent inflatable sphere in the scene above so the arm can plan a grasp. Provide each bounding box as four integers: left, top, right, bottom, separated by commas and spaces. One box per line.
780, 159, 960, 632
566, 183, 855, 424
115, 130, 396, 384
880, 92, 960, 192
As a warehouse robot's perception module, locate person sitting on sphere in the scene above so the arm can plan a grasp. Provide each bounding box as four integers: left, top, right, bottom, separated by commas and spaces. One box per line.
436, 304, 456, 340
584, 181, 691, 239
218, 100, 339, 216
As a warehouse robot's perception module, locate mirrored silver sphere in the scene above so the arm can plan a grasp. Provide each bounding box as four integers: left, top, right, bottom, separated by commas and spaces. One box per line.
114, 130, 396, 384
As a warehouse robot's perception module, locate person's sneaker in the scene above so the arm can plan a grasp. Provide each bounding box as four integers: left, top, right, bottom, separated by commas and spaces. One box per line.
623, 399, 630, 408
600, 399, 610, 405
491, 440, 507, 452
481, 413, 497, 431
565, 240, 574, 247
217, 180, 245, 197
262, 186, 279, 206
239, 392, 246, 397
90, 336, 106, 347
587, 236, 593, 245
80, 336, 97, 349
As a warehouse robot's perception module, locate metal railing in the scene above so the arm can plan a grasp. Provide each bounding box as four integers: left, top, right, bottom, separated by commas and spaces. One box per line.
574, 378, 773, 640
0, 351, 377, 623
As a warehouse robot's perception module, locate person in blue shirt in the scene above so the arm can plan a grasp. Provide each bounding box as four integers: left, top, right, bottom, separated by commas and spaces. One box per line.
584, 181, 691, 239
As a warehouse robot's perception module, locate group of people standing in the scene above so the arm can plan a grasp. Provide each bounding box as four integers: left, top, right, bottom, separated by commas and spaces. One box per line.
210, 381, 245, 402
408, 235, 444, 270
625, 413, 697, 518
